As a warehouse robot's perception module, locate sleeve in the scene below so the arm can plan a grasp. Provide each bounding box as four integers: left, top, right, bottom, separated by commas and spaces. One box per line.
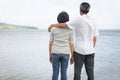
49, 29, 54, 42
93, 25, 99, 37
66, 18, 78, 30
69, 29, 74, 43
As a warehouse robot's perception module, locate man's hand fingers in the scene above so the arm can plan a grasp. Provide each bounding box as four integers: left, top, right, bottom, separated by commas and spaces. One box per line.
48, 27, 50, 32
48, 24, 53, 32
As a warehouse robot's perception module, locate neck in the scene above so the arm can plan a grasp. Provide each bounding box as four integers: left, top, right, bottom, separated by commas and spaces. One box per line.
80, 12, 87, 16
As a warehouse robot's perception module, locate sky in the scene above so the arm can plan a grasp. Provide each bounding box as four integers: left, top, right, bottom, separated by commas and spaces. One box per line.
0, 0, 120, 29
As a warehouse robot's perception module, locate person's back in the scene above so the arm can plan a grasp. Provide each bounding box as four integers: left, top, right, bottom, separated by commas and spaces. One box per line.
70, 15, 97, 55
51, 27, 73, 54
66, 2, 99, 80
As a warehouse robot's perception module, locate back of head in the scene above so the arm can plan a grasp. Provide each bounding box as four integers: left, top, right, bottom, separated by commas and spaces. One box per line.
57, 11, 69, 23
80, 2, 90, 14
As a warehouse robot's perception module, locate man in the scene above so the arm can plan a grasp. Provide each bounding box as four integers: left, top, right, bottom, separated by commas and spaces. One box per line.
48, 2, 99, 80
49, 11, 74, 80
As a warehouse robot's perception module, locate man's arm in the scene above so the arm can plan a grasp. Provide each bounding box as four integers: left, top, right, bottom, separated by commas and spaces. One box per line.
49, 41, 53, 63
93, 36, 97, 48
48, 23, 68, 32
70, 43, 74, 64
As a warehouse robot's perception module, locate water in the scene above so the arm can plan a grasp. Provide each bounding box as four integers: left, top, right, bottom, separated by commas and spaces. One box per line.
0, 29, 120, 80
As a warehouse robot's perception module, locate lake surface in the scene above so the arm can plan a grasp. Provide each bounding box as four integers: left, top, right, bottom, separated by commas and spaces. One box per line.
0, 29, 120, 80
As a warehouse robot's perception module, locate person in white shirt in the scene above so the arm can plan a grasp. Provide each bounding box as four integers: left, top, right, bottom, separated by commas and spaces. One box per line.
48, 2, 99, 80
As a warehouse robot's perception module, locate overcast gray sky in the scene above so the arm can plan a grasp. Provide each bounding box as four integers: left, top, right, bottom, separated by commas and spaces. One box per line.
0, 0, 120, 29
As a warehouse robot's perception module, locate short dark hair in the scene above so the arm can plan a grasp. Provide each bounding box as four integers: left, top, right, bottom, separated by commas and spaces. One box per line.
80, 2, 90, 14
57, 11, 69, 23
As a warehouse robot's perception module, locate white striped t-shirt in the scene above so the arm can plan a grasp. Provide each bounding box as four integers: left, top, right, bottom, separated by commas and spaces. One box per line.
50, 27, 74, 54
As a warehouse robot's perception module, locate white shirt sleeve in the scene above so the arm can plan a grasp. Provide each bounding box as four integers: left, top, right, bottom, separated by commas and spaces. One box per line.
93, 25, 99, 36
66, 18, 78, 30
49, 28, 54, 42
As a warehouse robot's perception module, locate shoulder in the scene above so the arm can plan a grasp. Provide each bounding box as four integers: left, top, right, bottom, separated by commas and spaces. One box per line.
66, 28, 73, 33
69, 28, 73, 31
51, 27, 58, 32
73, 16, 81, 22
66, 17, 81, 28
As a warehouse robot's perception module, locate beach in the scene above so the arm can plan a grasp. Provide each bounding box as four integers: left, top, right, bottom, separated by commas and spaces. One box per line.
0, 29, 120, 80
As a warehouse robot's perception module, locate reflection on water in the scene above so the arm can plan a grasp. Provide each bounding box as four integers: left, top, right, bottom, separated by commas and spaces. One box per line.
0, 29, 120, 80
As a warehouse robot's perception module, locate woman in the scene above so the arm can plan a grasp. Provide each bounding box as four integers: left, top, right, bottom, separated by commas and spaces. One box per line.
49, 11, 74, 80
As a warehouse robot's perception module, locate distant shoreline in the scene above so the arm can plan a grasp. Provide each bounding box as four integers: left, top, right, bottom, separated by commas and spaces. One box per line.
0, 29, 120, 32
99, 29, 120, 32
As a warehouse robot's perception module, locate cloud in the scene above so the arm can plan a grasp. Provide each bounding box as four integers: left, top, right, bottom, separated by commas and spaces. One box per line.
0, 0, 120, 29
92, 0, 120, 29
